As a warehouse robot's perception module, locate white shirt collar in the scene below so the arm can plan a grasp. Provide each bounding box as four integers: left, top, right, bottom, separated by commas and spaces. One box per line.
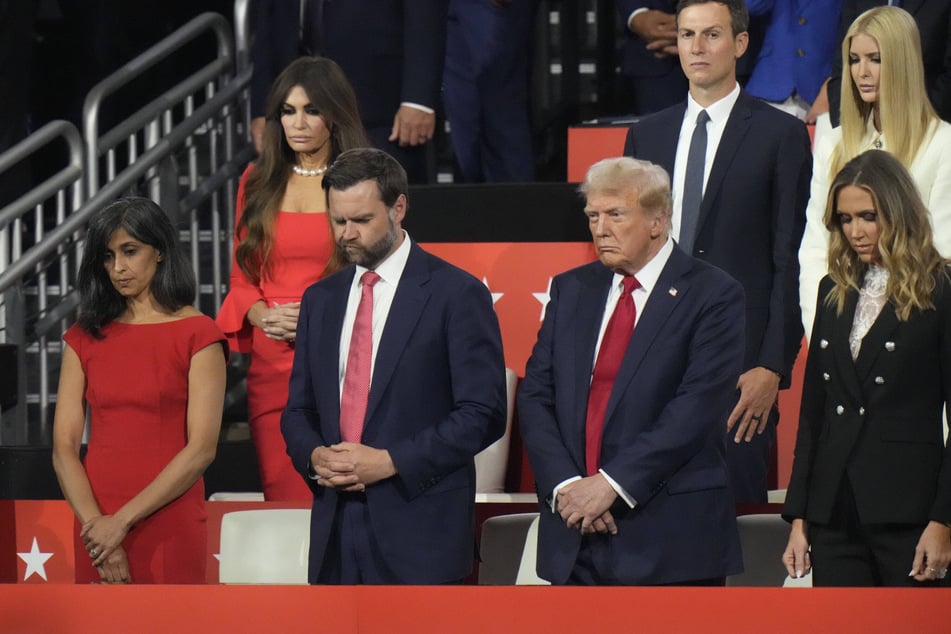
685, 82, 741, 126
353, 229, 411, 286
610, 236, 674, 297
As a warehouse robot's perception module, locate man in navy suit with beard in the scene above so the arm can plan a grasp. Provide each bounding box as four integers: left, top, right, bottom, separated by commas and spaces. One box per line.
281, 148, 506, 583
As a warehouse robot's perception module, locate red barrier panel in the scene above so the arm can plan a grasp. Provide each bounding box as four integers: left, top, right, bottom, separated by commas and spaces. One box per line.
1, 584, 949, 634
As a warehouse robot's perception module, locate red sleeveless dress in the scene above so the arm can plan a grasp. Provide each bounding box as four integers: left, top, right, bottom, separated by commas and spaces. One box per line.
65, 316, 225, 584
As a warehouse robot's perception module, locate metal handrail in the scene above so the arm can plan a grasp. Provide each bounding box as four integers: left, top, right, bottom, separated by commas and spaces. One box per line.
83, 12, 234, 198
0, 67, 252, 294
0, 121, 83, 230
234, 0, 251, 73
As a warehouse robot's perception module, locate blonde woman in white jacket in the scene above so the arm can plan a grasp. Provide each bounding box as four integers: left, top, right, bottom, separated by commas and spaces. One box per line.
799, 6, 951, 338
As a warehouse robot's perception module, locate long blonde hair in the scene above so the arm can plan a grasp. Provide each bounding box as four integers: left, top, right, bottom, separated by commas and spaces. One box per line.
831, 7, 938, 178
824, 151, 946, 321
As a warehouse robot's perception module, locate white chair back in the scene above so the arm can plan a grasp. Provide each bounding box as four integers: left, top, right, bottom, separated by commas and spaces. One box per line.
219, 509, 311, 584
474, 369, 518, 493
515, 514, 549, 585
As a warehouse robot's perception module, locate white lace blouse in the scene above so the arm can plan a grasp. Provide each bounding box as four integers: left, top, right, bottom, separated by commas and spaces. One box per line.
849, 265, 889, 360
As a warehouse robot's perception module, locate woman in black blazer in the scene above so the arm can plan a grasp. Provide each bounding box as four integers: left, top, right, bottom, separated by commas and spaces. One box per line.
783, 150, 951, 586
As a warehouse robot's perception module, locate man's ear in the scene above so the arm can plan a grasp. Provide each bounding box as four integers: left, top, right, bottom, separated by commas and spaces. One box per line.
734, 31, 749, 59
391, 193, 408, 225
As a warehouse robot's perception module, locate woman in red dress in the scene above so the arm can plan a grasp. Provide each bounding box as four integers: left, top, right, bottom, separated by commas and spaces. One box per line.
53, 197, 227, 583
216, 57, 367, 500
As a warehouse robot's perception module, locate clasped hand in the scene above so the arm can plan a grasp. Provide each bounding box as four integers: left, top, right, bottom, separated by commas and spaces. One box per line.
81, 514, 130, 568
557, 474, 619, 536
631, 10, 678, 59
259, 302, 300, 342
310, 442, 396, 492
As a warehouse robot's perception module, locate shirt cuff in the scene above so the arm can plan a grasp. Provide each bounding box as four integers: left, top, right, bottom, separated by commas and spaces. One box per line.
550, 476, 582, 512
627, 8, 648, 33
600, 469, 637, 509
401, 101, 435, 114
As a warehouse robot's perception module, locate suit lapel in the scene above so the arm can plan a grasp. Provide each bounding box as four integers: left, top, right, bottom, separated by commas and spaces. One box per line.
697, 93, 753, 236
852, 301, 900, 382
321, 268, 355, 443
653, 104, 686, 174
573, 265, 615, 454
361, 244, 431, 437
829, 290, 864, 404
631, 103, 685, 174
604, 248, 692, 424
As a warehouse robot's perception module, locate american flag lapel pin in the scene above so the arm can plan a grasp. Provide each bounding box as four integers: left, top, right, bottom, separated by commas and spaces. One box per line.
668, 286, 678, 297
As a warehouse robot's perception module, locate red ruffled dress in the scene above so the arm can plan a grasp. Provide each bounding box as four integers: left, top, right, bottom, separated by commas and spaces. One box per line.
216, 167, 334, 500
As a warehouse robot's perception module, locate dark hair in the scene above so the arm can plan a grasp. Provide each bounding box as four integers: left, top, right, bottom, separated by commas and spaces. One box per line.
322, 148, 408, 208
77, 197, 195, 337
676, 0, 749, 36
237, 56, 368, 283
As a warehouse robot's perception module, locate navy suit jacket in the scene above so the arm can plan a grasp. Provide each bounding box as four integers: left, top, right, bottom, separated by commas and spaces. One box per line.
518, 246, 745, 584
624, 91, 810, 385
250, 0, 447, 129
281, 242, 507, 583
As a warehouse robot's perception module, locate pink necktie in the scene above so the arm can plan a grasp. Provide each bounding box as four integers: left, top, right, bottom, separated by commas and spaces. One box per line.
340, 271, 381, 442
585, 275, 640, 476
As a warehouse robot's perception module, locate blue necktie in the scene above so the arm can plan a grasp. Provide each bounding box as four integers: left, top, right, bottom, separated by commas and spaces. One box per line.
680, 109, 710, 254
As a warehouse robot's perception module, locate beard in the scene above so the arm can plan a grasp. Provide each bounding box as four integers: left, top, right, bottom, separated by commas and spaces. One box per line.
337, 222, 398, 269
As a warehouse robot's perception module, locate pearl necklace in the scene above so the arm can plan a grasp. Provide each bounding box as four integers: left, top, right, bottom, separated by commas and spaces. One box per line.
293, 164, 328, 177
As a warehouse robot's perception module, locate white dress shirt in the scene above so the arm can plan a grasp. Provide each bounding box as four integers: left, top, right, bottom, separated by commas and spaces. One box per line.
671, 83, 741, 244
338, 230, 412, 393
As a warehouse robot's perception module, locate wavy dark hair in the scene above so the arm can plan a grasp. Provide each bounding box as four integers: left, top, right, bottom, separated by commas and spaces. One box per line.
824, 150, 947, 321
77, 197, 195, 337
237, 56, 368, 283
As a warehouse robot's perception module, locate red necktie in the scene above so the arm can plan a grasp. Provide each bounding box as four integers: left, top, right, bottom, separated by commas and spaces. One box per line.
585, 275, 640, 476
339, 271, 381, 442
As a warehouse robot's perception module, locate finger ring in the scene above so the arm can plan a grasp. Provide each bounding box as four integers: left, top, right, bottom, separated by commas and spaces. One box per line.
940, 569, 948, 579
751, 415, 762, 421
90, 549, 99, 558
928, 567, 937, 573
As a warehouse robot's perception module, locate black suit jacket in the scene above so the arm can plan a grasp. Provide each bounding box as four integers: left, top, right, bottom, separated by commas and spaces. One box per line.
518, 246, 745, 584
828, 0, 951, 124
784, 274, 951, 526
623, 91, 811, 384
250, 0, 447, 129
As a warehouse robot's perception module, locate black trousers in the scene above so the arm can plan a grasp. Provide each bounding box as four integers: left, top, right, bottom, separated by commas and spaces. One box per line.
810, 478, 948, 587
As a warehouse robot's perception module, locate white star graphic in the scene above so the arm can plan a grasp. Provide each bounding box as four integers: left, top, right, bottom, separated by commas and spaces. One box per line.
17, 537, 53, 582
532, 277, 553, 321
482, 277, 503, 305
